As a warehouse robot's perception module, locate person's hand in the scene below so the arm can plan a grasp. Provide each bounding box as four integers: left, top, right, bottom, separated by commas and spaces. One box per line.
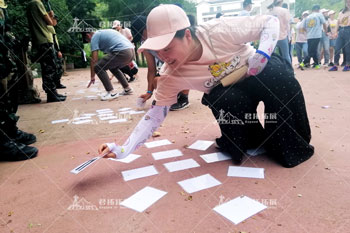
140, 92, 152, 102
247, 53, 269, 76
98, 143, 117, 158
87, 76, 95, 88
57, 51, 62, 59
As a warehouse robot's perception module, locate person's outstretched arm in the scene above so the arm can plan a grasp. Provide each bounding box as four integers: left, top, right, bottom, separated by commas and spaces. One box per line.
99, 105, 170, 159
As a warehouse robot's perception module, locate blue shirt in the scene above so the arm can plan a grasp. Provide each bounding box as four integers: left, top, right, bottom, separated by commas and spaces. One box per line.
303, 12, 326, 39
90, 29, 134, 53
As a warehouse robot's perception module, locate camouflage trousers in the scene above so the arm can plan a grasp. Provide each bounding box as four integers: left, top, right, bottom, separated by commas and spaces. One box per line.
37, 43, 61, 93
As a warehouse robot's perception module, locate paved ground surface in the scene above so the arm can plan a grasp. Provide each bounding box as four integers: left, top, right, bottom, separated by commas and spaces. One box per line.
1, 63, 350, 233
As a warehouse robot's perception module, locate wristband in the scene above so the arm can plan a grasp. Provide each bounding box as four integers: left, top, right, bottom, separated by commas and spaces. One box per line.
147, 91, 153, 94
256, 50, 271, 60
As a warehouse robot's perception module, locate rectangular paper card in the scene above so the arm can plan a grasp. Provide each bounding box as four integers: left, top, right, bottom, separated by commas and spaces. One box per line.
96, 108, 113, 112
118, 107, 132, 112
152, 149, 183, 160
70, 157, 101, 174
227, 166, 265, 179
163, 159, 200, 172
145, 139, 172, 148
108, 154, 141, 163
72, 119, 93, 125
200, 152, 231, 163
120, 186, 167, 212
177, 174, 222, 194
213, 195, 267, 225
109, 119, 128, 124
51, 119, 69, 124
188, 140, 214, 151
121, 165, 158, 181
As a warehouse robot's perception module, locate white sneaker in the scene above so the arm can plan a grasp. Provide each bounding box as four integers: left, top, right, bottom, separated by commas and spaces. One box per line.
120, 87, 133, 95
100, 92, 119, 101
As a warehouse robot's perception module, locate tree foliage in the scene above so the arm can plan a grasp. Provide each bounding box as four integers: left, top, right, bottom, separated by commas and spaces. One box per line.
295, 0, 345, 18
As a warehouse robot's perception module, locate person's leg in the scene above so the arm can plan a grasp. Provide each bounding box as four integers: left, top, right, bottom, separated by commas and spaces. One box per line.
94, 54, 117, 92
38, 44, 66, 102
252, 55, 314, 167
296, 42, 303, 64
309, 38, 321, 66
329, 39, 336, 65
302, 39, 312, 66
201, 84, 263, 164
330, 34, 344, 70
303, 42, 308, 59
323, 34, 330, 64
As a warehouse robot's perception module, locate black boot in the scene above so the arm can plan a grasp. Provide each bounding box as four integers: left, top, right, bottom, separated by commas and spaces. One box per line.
12, 129, 36, 145
47, 90, 66, 103
215, 137, 244, 165
56, 83, 66, 89
0, 140, 38, 161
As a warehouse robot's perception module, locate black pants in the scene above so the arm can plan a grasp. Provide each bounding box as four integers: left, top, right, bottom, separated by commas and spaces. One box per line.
304, 38, 321, 65
202, 55, 314, 168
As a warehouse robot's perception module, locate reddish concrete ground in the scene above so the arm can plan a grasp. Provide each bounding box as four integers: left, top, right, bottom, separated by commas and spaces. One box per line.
1, 64, 350, 233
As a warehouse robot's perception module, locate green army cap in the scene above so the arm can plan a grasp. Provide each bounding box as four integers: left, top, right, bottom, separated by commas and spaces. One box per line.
0, 0, 7, 9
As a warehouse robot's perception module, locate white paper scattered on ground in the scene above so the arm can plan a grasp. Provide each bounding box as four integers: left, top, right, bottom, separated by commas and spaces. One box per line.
118, 107, 132, 112
227, 166, 265, 179
85, 95, 98, 99
322, 105, 330, 109
246, 147, 266, 156
163, 159, 200, 172
71, 97, 83, 100
120, 186, 167, 212
200, 152, 231, 163
213, 195, 267, 225
73, 116, 91, 121
108, 154, 141, 163
72, 119, 93, 124
97, 113, 114, 117
145, 139, 172, 148
121, 165, 158, 181
99, 116, 118, 121
152, 149, 183, 160
188, 140, 214, 151
51, 119, 69, 124
81, 113, 96, 117
177, 174, 222, 193
109, 119, 128, 124
76, 90, 85, 94
70, 157, 101, 174
129, 110, 145, 115
119, 111, 132, 115
96, 108, 113, 113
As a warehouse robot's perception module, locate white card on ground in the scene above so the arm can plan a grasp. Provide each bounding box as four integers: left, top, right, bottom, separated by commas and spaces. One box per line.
70, 157, 101, 174
145, 139, 172, 148
119, 111, 132, 115
188, 140, 214, 151
81, 113, 96, 117
118, 107, 132, 112
213, 195, 267, 225
73, 116, 91, 121
227, 166, 264, 179
71, 97, 83, 100
163, 159, 200, 172
108, 154, 141, 163
246, 147, 266, 156
97, 113, 114, 117
200, 152, 231, 163
129, 110, 145, 115
109, 119, 128, 124
120, 186, 167, 213
51, 119, 69, 124
86, 95, 98, 99
177, 174, 221, 193
152, 149, 183, 160
96, 108, 113, 113
99, 116, 118, 121
122, 165, 158, 181
72, 119, 93, 124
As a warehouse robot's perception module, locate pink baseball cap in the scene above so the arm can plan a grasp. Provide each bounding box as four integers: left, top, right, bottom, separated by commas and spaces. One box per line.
138, 4, 190, 52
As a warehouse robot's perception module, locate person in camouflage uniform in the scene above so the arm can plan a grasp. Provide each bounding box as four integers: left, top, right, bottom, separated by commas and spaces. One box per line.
27, 0, 66, 102
0, 0, 38, 161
